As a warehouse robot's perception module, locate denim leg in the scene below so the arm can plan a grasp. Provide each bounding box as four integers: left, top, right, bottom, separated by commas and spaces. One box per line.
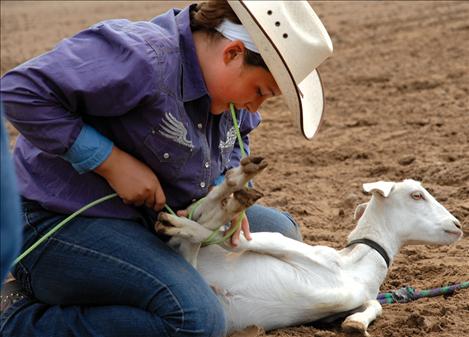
0, 110, 22, 283
245, 204, 303, 241
0, 202, 226, 337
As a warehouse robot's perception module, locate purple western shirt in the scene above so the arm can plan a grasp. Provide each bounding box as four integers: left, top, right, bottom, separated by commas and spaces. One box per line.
0, 5, 261, 221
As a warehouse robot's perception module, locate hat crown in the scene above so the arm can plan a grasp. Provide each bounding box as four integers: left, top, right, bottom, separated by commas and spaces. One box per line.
242, 1, 333, 84
228, 0, 333, 139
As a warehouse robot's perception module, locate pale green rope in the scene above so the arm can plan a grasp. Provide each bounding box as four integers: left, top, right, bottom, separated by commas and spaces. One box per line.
164, 204, 177, 216
201, 102, 247, 246
12, 193, 118, 266
13, 194, 178, 266
13, 102, 247, 265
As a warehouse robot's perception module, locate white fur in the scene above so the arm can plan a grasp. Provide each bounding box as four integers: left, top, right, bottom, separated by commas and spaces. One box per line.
156, 157, 267, 267
159, 171, 462, 335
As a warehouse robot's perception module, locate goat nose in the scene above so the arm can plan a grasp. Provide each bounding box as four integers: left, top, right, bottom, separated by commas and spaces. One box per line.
453, 219, 461, 230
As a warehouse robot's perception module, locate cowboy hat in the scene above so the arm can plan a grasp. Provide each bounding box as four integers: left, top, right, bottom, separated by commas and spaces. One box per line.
227, 0, 333, 140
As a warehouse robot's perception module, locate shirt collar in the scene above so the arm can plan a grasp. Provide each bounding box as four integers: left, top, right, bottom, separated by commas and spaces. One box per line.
175, 5, 209, 103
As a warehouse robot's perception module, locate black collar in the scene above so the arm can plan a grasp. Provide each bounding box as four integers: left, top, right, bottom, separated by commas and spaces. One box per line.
346, 238, 391, 268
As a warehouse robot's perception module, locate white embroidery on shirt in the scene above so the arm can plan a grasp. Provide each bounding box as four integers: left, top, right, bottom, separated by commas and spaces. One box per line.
219, 126, 236, 150
159, 112, 193, 149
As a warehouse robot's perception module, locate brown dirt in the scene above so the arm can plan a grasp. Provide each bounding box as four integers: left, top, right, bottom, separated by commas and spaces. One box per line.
1, 1, 468, 337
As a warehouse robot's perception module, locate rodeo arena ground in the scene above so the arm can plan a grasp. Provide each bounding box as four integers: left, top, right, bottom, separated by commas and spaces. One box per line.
1, 1, 468, 337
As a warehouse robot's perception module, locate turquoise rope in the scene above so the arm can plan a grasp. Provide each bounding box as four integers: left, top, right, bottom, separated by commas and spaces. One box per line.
377, 281, 469, 305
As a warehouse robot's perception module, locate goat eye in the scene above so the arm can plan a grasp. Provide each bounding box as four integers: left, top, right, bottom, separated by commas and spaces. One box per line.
411, 192, 424, 200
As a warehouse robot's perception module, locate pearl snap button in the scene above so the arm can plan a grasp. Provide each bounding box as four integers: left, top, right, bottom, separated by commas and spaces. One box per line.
200, 182, 206, 188
197, 123, 203, 129
163, 153, 170, 159
204, 162, 210, 168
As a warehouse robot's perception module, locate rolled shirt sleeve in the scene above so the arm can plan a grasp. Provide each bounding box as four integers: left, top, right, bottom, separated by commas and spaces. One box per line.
61, 124, 113, 174
0, 20, 157, 157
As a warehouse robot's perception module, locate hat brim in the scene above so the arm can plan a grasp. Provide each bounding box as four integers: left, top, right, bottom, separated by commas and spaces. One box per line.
230, 1, 325, 140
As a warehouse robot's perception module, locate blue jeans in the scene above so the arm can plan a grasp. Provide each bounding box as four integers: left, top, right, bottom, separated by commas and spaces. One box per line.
0, 201, 301, 337
0, 109, 22, 283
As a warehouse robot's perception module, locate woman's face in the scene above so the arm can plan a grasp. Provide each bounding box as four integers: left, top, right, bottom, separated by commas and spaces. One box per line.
205, 40, 281, 115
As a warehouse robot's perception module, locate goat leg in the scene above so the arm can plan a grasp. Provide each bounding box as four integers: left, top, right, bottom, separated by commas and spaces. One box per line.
341, 299, 382, 337
155, 212, 216, 267
194, 187, 264, 231
193, 156, 267, 222
154, 189, 262, 244
233, 189, 264, 209
155, 212, 213, 243
226, 156, 268, 191
233, 232, 318, 265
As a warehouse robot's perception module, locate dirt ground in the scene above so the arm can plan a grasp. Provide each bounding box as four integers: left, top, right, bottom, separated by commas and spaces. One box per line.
1, 1, 468, 337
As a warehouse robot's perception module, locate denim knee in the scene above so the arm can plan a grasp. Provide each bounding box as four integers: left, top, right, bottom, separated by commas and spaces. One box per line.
202, 297, 226, 337
181, 296, 226, 337
280, 211, 303, 241
13, 205, 227, 337
246, 204, 303, 242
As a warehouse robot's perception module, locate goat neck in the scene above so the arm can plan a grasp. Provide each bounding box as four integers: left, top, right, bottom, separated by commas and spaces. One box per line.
346, 197, 403, 268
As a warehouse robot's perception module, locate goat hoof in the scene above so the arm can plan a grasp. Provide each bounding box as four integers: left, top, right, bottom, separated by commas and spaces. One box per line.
243, 164, 257, 174
157, 212, 170, 222
241, 156, 267, 167
256, 158, 268, 170
154, 213, 178, 234
241, 157, 268, 174
245, 156, 264, 165
234, 189, 264, 207
342, 319, 369, 337
154, 221, 169, 235
240, 157, 252, 165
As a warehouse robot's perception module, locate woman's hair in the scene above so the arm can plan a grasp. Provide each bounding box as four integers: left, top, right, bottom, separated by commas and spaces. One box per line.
190, 0, 268, 71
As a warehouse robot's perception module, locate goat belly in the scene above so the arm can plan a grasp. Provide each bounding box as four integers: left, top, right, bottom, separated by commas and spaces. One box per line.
197, 246, 322, 333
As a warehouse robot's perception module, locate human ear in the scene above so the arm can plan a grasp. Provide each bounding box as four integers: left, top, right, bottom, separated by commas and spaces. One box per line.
223, 40, 245, 65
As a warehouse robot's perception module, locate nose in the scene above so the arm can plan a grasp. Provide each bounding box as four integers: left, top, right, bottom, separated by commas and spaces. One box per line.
453, 219, 462, 230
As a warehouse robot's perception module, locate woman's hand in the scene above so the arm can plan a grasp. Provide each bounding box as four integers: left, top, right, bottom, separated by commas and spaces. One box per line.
226, 212, 252, 247
94, 146, 166, 210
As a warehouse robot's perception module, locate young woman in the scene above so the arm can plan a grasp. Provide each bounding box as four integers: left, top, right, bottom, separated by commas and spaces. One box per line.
0, 1, 332, 336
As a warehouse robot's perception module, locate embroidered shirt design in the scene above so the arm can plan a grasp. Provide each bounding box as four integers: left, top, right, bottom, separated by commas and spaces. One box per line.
219, 126, 237, 150
159, 112, 194, 149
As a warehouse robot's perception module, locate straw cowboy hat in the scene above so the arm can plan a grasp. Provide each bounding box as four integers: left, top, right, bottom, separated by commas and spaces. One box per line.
228, 0, 333, 140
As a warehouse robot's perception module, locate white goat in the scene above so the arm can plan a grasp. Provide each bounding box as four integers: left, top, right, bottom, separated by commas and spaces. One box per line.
156, 157, 462, 336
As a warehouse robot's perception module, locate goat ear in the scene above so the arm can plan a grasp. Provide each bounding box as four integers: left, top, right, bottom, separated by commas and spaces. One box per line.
354, 202, 368, 221
363, 181, 395, 197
